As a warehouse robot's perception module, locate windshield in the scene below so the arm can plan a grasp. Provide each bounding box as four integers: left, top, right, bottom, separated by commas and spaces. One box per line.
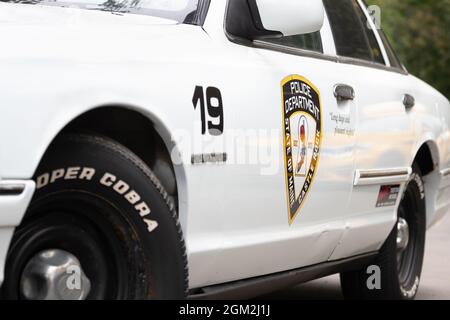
0, 0, 210, 25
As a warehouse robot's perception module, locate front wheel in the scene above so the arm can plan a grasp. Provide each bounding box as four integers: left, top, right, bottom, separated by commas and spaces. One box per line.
340, 165, 426, 300
2, 134, 188, 300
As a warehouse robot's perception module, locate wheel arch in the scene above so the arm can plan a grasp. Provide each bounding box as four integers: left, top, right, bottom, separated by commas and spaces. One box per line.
413, 140, 439, 176
34, 104, 188, 226
412, 139, 442, 228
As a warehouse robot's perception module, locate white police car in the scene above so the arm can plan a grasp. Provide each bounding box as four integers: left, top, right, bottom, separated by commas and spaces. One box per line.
0, 0, 449, 300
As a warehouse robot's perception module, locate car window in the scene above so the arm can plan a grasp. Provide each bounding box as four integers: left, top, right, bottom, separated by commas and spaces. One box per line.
378, 29, 403, 70
323, 0, 385, 64
266, 31, 323, 53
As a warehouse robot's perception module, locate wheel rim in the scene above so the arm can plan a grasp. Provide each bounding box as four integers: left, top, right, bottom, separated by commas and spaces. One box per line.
20, 249, 91, 300
396, 217, 410, 253
3, 192, 133, 300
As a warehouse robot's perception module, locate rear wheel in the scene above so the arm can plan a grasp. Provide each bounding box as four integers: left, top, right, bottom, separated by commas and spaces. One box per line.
2, 134, 187, 300
340, 165, 426, 300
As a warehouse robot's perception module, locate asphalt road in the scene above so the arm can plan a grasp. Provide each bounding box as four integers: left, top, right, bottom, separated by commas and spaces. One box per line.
262, 213, 450, 300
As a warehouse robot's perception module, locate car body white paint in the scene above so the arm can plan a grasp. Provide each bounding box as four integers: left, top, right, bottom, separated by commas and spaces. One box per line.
0, 0, 449, 289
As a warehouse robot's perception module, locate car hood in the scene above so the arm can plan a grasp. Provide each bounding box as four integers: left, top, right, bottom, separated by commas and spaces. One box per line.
0, 2, 178, 26
0, 2, 198, 63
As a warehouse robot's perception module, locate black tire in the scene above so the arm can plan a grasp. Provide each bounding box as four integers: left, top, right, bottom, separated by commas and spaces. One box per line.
2, 134, 188, 300
340, 165, 426, 300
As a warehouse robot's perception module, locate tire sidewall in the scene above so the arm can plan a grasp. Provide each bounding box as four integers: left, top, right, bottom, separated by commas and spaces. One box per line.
393, 168, 426, 299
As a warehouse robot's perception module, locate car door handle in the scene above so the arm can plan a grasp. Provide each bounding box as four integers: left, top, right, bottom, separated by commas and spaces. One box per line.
334, 84, 355, 101
403, 94, 415, 109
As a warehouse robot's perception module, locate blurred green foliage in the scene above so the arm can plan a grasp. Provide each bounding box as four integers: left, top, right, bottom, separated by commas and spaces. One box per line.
367, 0, 449, 98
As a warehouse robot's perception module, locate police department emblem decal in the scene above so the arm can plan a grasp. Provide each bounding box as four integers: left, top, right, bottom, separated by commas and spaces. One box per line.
282, 75, 322, 224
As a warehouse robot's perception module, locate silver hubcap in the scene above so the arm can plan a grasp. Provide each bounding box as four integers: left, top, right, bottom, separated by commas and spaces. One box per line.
397, 217, 410, 252
20, 249, 91, 300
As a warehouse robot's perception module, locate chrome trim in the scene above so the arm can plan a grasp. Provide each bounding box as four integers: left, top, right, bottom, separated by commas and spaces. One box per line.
441, 168, 450, 177
354, 168, 412, 186
0, 181, 26, 196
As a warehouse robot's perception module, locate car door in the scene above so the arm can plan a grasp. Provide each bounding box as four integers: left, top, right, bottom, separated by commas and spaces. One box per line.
319, 0, 417, 260
249, 15, 359, 261
187, 1, 357, 288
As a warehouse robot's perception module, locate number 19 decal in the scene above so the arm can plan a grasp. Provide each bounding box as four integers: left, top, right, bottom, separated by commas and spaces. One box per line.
192, 86, 224, 136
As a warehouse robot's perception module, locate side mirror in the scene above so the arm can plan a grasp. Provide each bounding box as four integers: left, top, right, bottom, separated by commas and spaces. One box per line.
226, 0, 325, 41
256, 0, 325, 37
